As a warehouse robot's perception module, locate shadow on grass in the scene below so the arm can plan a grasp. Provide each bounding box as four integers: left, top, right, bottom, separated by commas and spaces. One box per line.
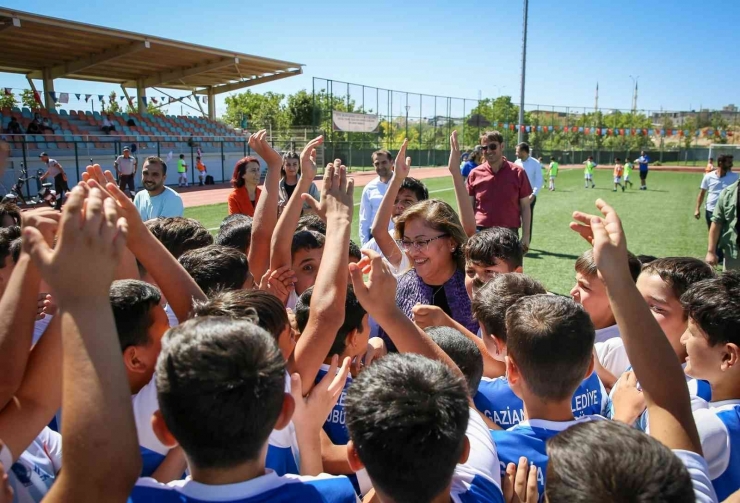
526, 248, 580, 260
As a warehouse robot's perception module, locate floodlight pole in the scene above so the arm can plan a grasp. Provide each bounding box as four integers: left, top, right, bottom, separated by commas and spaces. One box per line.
517, 0, 529, 144
405, 105, 411, 140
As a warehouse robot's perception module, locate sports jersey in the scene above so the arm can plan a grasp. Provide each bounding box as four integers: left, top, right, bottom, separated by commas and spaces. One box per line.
132, 377, 169, 477
1, 427, 62, 503
266, 373, 300, 476
491, 416, 606, 498
624, 162, 634, 176
584, 161, 596, 175
196, 161, 206, 173
177, 159, 187, 173
548, 162, 558, 177
693, 398, 740, 500
450, 409, 505, 502
128, 470, 358, 502
474, 372, 607, 429
614, 164, 624, 178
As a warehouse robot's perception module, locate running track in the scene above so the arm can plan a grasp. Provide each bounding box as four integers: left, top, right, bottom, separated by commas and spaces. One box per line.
179, 164, 707, 209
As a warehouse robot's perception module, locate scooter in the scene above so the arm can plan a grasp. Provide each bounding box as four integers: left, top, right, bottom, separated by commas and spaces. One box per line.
0, 164, 56, 207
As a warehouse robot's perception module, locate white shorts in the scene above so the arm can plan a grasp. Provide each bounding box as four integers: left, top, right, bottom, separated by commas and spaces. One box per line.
614, 176, 622, 183
585, 173, 592, 179
549, 176, 556, 180
624, 174, 630, 181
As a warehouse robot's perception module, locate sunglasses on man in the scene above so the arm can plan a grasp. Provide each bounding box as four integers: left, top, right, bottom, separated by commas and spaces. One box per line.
481, 143, 499, 151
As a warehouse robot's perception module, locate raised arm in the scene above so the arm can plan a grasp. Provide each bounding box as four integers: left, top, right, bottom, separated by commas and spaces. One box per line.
247, 129, 285, 281
270, 136, 323, 272
571, 200, 701, 454
290, 164, 353, 395
358, 187, 372, 246
370, 140, 408, 268
448, 131, 476, 237
0, 209, 59, 409
26, 185, 140, 502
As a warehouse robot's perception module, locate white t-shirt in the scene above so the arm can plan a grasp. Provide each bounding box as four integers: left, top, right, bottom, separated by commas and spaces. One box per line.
361, 239, 410, 277
514, 156, 544, 196
358, 177, 391, 246
700, 171, 739, 212
595, 336, 631, 378
1, 427, 62, 503
673, 449, 719, 503
134, 187, 184, 220
692, 398, 740, 499
164, 303, 179, 328
132, 377, 170, 477
450, 409, 504, 502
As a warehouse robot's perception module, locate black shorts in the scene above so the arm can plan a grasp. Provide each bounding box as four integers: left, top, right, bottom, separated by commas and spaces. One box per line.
639, 169, 648, 180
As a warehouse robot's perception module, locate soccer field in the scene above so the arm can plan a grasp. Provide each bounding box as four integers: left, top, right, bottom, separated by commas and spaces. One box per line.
184, 169, 708, 295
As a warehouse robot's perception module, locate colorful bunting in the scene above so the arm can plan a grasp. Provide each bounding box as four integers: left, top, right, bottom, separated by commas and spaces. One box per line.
48, 91, 57, 103
59, 93, 69, 104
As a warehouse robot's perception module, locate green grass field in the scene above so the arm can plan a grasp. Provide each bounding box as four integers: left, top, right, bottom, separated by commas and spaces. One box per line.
185, 169, 708, 295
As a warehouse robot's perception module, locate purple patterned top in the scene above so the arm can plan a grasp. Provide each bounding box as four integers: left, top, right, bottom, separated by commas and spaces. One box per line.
379, 267, 477, 352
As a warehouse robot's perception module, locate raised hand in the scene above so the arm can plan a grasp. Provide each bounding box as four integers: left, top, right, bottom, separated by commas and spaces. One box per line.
393, 139, 411, 181
21, 207, 60, 246
23, 186, 127, 303
502, 457, 538, 503
412, 304, 448, 329
258, 266, 297, 304
448, 130, 461, 174
303, 164, 354, 222
300, 136, 323, 185
248, 129, 282, 168
348, 250, 397, 316
290, 354, 351, 436
611, 371, 646, 425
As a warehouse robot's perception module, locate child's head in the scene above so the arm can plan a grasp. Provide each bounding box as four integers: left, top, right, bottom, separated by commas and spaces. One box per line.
551, 157, 557, 163
109, 280, 170, 389
0, 226, 21, 295
0, 202, 21, 228
425, 326, 483, 396
471, 273, 546, 360
393, 177, 428, 219
571, 249, 641, 329
348, 239, 361, 263
295, 285, 368, 359
638, 258, 715, 361
297, 213, 327, 235
546, 421, 694, 502
680, 272, 740, 383
345, 353, 469, 503
216, 217, 253, 256
152, 317, 289, 471
179, 245, 252, 295
145, 217, 213, 259
463, 227, 524, 299
506, 295, 595, 402
219, 213, 250, 230
291, 230, 325, 295
192, 289, 294, 360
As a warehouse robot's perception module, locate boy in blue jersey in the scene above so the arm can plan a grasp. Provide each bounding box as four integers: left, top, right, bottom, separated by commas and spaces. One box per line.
609, 257, 715, 428
490, 294, 604, 496
345, 353, 506, 503
551, 199, 716, 503
472, 274, 608, 429
679, 272, 740, 500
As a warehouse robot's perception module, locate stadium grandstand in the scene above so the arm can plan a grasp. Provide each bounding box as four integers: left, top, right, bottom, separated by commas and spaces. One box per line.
0, 8, 303, 191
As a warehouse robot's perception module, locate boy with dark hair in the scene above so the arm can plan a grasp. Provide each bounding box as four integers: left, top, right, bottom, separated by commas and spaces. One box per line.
547, 157, 558, 191
348, 240, 361, 263
463, 227, 523, 299
554, 199, 716, 503
178, 244, 253, 294
613, 157, 625, 192
297, 213, 327, 235
216, 216, 253, 256
220, 212, 250, 230
680, 272, 740, 499
128, 317, 356, 501
344, 353, 505, 503
570, 248, 642, 378
425, 326, 483, 396
584, 155, 596, 188
474, 274, 607, 429
145, 217, 213, 259
491, 294, 604, 495
0, 226, 21, 297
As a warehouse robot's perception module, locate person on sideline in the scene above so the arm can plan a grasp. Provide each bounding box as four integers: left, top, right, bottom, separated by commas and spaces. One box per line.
277, 151, 320, 216
134, 156, 184, 220
359, 150, 394, 246
38, 152, 69, 209
636, 151, 650, 190
114, 147, 137, 200
548, 157, 559, 191
227, 156, 262, 217
695, 155, 738, 264
515, 142, 543, 245
177, 154, 188, 187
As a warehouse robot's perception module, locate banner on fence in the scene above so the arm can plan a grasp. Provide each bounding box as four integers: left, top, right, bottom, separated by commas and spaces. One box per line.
332, 111, 380, 133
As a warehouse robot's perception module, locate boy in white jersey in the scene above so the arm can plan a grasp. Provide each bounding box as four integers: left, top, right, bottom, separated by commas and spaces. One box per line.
490, 294, 605, 496
570, 248, 642, 382
473, 274, 608, 430
680, 272, 740, 500
128, 316, 356, 503
551, 199, 716, 503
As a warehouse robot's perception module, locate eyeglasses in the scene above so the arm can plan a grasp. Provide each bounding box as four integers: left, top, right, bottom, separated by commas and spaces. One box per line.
396, 234, 448, 252
481, 144, 499, 152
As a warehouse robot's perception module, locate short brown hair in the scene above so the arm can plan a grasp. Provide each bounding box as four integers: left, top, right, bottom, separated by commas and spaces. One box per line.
575, 248, 642, 283
143, 156, 167, 175
145, 217, 213, 259
394, 199, 468, 270
480, 130, 504, 145
372, 150, 393, 163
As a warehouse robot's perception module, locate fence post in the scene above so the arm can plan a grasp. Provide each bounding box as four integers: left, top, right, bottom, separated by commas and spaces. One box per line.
221, 141, 225, 184
74, 141, 80, 183
21, 138, 29, 200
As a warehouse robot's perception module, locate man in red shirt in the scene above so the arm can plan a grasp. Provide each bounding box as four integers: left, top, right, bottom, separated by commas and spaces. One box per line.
466, 130, 533, 252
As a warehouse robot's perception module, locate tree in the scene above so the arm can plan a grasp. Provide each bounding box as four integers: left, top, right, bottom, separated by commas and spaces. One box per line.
103, 91, 121, 114
287, 90, 313, 127
20, 89, 39, 110
223, 91, 288, 132
0, 92, 16, 109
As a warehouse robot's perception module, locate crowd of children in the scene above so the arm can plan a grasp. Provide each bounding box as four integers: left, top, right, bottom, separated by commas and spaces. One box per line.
0, 127, 735, 503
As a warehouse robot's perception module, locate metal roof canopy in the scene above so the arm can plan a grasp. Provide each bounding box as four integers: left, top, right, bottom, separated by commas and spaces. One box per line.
0, 8, 303, 116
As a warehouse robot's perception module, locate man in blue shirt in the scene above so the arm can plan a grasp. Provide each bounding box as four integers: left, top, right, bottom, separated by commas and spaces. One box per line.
635, 151, 650, 190
134, 156, 184, 221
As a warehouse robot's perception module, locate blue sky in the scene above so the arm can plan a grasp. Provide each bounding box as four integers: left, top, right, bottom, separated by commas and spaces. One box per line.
4, 0, 737, 117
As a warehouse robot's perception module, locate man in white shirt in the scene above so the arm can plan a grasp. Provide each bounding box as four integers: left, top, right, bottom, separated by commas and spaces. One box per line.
133, 156, 184, 221
514, 142, 543, 245
358, 150, 394, 246
114, 146, 138, 200
695, 155, 737, 263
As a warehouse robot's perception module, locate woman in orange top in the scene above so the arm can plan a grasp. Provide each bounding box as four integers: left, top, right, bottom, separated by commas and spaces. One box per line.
227, 156, 262, 216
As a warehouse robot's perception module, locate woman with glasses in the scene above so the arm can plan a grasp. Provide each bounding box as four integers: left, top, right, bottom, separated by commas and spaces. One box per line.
277, 151, 320, 215
227, 156, 263, 217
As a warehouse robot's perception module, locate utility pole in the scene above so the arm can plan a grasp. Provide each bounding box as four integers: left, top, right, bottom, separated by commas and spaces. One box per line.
518, 0, 529, 144
405, 105, 411, 140
629, 75, 639, 112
